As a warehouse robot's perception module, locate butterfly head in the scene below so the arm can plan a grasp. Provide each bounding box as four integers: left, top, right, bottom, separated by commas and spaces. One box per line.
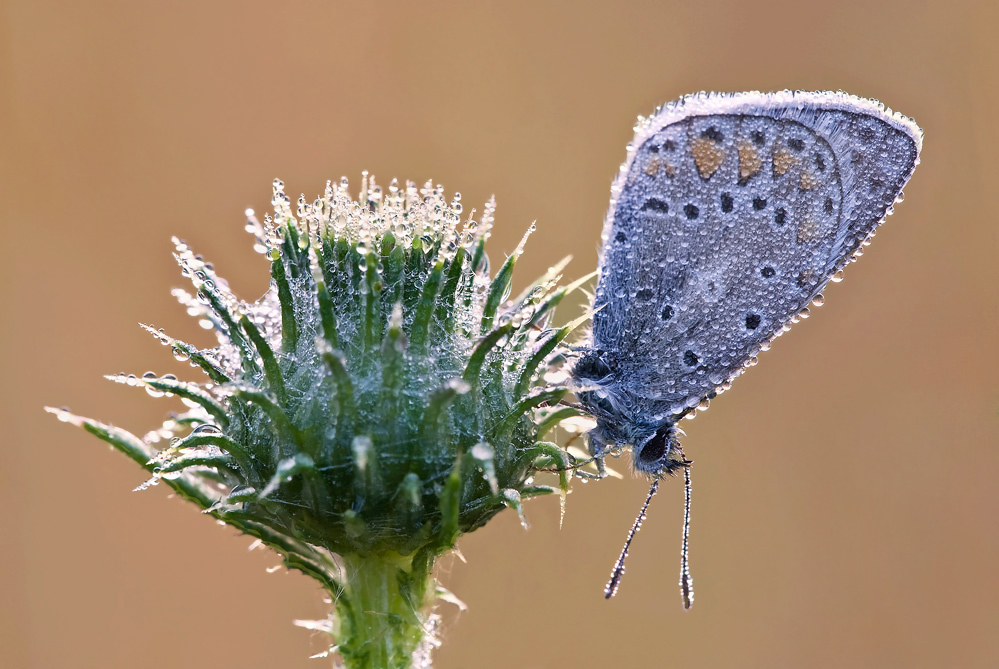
573, 348, 690, 477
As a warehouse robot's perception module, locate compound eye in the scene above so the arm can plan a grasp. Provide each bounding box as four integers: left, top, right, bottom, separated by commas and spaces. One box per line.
637, 425, 671, 466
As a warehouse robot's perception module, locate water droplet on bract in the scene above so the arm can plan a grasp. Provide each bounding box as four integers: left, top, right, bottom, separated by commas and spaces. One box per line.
267, 248, 280, 261
172, 347, 190, 362
272, 178, 284, 192
145, 386, 165, 398
143, 371, 156, 379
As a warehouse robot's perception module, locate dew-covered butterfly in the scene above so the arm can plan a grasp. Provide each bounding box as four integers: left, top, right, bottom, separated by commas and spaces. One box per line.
570, 91, 921, 606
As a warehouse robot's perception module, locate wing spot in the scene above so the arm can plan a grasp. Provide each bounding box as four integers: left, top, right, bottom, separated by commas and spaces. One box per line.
761, 266, 776, 279
661, 305, 674, 321
690, 137, 725, 179
636, 288, 655, 300
738, 141, 762, 181
664, 139, 677, 152
788, 138, 805, 152
745, 313, 761, 330
641, 198, 669, 214
684, 204, 699, 220
701, 126, 724, 142
824, 197, 834, 215
644, 157, 660, 176
752, 130, 765, 146
615, 232, 627, 243
683, 350, 699, 367
799, 170, 820, 191
720, 193, 734, 213
773, 149, 797, 176
814, 153, 826, 172
753, 197, 767, 211
775, 207, 787, 226
797, 215, 822, 243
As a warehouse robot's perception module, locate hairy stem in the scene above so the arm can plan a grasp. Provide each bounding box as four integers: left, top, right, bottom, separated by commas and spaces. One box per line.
337, 552, 436, 669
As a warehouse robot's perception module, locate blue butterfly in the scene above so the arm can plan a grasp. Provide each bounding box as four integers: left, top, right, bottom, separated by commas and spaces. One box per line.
571, 91, 921, 605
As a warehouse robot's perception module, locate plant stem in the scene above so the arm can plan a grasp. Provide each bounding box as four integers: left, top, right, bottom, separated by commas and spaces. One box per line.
337, 551, 435, 669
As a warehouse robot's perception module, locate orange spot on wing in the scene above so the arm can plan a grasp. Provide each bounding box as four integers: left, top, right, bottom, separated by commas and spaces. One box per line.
799, 170, 820, 190
644, 157, 660, 176
773, 149, 797, 176
690, 138, 725, 179
797, 215, 822, 243
737, 141, 762, 180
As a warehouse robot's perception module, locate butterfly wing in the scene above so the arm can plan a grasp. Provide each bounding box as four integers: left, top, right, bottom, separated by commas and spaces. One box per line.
588, 91, 921, 421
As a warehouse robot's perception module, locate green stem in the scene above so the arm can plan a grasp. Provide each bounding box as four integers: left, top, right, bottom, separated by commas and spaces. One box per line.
337, 552, 436, 669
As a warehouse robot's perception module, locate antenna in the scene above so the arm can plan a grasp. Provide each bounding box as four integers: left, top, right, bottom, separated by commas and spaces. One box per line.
680, 465, 694, 609
604, 478, 660, 598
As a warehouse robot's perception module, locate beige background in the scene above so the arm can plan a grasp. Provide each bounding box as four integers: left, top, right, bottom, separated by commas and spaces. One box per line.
3, 1, 997, 667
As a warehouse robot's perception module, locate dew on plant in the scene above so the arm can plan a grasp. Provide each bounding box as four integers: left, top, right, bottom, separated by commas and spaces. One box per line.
48, 175, 593, 669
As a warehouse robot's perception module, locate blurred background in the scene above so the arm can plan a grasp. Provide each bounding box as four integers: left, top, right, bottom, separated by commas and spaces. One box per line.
3, 1, 997, 667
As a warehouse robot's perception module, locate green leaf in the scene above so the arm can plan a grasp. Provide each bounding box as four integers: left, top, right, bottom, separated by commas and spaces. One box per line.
270, 253, 299, 353
408, 260, 445, 350
240, 315, 287, 403
480, 253, 516, 333
462, 323, 513, 388
316, 281, 339, 350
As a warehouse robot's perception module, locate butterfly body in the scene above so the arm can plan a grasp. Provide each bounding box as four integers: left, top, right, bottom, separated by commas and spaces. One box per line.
573, 91, 921, 476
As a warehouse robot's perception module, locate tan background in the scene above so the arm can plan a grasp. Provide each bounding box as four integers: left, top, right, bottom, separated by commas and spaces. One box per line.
3, 1, 997, 667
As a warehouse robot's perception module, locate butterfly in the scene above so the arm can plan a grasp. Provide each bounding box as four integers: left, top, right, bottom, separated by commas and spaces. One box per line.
570, 90, 922, 606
